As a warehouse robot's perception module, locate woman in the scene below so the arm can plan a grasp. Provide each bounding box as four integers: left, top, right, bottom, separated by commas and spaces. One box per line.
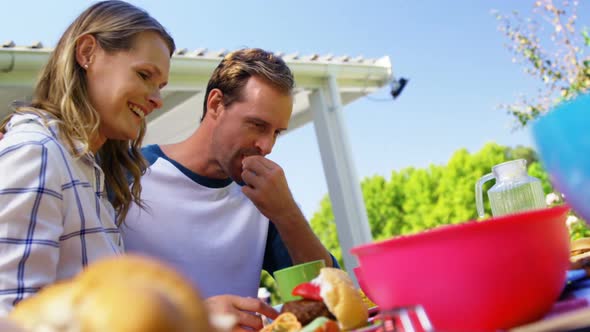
0, 0, 175, 314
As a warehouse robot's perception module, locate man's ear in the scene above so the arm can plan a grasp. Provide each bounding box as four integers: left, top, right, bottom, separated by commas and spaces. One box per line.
75, 34, 98, 69
206, 89, 224, 120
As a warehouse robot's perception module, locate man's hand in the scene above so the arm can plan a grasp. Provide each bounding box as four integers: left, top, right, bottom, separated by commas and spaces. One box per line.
241, 155, 299, 224
241, 155, 334, 266
205, 294, 278, 332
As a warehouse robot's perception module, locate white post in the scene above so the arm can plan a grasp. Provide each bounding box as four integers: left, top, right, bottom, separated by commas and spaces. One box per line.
309, 75, 373, 274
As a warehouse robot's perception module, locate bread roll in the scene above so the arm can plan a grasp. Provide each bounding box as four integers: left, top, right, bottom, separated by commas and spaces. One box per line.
10, 254, 212, 332
570, 237, 590, 269
571, 237, 590, 255
10, 282, 79, 330
316, 268, 368, 330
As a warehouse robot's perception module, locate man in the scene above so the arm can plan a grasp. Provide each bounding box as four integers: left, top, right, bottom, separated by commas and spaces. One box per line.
121, 48, 337, 331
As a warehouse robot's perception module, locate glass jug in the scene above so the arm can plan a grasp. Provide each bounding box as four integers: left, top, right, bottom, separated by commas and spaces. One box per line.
475, 159, 546, 218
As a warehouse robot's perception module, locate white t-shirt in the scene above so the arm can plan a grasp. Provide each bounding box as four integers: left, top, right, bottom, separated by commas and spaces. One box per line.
122, 145, 269, 298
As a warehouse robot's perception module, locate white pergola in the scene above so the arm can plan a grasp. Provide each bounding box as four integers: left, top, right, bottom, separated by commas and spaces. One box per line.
0, 42, 393, 271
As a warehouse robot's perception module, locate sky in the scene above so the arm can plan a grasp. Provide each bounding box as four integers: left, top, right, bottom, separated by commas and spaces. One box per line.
2, 0, 587, 219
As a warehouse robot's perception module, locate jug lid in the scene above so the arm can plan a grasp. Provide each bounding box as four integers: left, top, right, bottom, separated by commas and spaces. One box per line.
492, 159, 528, 181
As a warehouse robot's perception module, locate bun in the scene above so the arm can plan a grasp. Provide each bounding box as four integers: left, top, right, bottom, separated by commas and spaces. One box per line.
570, 237, 590, 269
10, 254, 212, 332
571, 237, 590, 254
317, 268, 368, 330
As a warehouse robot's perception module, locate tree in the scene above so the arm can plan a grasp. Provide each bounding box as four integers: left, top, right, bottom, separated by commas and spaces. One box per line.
490, 0, 590, 240
309, 143, 583, 267
310, 197, 341, 266
493, 0, 590, 127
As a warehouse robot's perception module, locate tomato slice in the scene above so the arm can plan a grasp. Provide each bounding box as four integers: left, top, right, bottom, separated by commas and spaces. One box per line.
292, 282, 322, 301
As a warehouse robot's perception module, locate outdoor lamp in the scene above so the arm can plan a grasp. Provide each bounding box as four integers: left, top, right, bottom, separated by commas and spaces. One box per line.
390, 77, 408, 99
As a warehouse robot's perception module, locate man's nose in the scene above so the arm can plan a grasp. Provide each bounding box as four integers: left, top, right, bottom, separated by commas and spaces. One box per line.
256, 135, 275, 156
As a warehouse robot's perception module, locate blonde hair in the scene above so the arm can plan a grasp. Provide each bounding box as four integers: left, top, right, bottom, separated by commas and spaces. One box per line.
1, 0, 175, 225
201, 48, 294, 121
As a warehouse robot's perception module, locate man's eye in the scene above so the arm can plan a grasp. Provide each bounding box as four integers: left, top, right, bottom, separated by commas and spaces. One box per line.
138, 71, 150, 80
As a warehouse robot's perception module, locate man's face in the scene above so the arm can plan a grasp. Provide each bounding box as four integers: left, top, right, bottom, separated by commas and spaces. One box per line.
211, 76, 293, 182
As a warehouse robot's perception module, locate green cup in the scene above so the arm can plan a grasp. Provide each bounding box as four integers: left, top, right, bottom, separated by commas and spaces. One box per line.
274, 259, 325, 303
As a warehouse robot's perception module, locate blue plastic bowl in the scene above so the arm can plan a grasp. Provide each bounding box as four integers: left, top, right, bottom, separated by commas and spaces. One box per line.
531, 93, 590, 222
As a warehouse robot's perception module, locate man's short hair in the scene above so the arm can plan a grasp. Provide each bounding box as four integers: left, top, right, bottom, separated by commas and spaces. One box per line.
201, 48, 295, 121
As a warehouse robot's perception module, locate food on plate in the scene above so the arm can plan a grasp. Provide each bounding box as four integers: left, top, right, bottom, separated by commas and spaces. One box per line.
281, 299, 335, 325
299, 317, 341, 332
260, 314, 340, 332
358, 289, 376, 309
260, 312, 302, 332
280, 267, 368, 331
9, 255, 212, 332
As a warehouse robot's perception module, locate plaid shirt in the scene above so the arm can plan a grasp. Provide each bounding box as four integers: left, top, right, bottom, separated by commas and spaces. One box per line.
0, 112, 123, 314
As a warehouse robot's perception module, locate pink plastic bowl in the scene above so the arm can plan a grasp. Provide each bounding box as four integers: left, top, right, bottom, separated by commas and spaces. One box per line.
350, 205, 571, 331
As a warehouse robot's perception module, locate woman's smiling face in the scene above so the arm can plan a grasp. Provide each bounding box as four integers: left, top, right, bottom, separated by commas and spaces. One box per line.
83, 31, 171, 149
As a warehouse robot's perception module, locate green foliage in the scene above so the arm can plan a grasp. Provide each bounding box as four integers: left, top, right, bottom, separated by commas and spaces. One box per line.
570, 221, 590, 241
527, 161, 553, 194
506, 145, 539, 166
310, 142, 588, 266
310, 197, 342, 267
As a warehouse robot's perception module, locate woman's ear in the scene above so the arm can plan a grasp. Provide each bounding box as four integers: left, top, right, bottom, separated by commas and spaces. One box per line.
75, 34, 98, 69
206, 89, 224, 120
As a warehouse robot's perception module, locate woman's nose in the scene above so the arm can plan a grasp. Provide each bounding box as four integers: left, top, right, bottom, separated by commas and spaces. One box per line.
148, 89, 163, 110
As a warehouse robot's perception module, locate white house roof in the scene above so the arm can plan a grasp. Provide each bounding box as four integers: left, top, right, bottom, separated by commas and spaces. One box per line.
0, 41, 392, 144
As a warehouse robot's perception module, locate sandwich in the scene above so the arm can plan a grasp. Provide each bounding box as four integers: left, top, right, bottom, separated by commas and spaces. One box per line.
571, 237, 590, 269
9, 254, 213, 332
269, 267, 368, 331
